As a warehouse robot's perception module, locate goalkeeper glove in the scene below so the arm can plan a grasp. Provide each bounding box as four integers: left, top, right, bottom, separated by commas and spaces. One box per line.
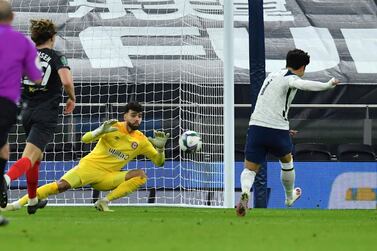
92, 119, 119, 137
148, 130, 170, 150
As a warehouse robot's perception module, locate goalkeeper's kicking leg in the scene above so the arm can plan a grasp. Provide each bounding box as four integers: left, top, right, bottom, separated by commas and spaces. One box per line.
2, 179, 72, 212
94, 169, 147, 212
1, 166, 83, 213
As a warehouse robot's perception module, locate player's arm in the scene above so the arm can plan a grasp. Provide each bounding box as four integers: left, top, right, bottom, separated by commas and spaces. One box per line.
52, 51, 76, 114
82, 119, 118, 143
54, 52, 76, 114
23, 38, 42, 84
58, 68, 76, 114
289, 77, 340, 91
146, 130, 170, 167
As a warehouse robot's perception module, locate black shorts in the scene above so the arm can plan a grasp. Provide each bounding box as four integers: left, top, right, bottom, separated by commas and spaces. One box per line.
21, 105, 59, 151
0, 97, 17, 148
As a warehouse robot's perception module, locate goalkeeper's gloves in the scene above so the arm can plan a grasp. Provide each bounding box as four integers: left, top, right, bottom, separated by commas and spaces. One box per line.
148, 130, 170, 151
82, 119, 119, 143
92, 119, 119, 137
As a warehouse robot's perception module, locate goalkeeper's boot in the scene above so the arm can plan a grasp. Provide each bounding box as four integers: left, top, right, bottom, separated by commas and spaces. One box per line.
285, 187, 302, 207
27, 200, 48, 215
94, 199, 114, 212
0, 177, 8, 208
236, 193, 249, 217
0, 215, 9, 226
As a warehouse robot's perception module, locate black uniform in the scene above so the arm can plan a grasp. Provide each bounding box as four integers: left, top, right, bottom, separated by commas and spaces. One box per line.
0, 97, 17, 149
21, 48, 70, 151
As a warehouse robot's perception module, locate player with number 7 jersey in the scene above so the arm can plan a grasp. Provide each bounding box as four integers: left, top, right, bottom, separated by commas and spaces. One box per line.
236, 49, 340, 217
3, 19, 76, 214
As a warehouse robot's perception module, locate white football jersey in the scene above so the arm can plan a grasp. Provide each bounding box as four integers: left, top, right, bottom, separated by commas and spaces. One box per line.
249, 69, 334, 130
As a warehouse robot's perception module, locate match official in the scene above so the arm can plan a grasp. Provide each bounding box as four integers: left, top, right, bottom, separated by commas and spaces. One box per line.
0, 0, 42, 225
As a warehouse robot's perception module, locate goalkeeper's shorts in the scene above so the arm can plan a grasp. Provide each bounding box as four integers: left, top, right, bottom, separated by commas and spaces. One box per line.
61, 163, 128, 191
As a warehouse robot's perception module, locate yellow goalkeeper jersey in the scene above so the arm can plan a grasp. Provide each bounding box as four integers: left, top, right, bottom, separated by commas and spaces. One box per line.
80, 122, 161, 171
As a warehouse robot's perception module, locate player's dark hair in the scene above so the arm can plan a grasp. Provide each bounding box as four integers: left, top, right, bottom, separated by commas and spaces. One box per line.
0, 0, 12, 21
124, 101, 143, 113
286, 49, 310, 70
30, 19, 57, 46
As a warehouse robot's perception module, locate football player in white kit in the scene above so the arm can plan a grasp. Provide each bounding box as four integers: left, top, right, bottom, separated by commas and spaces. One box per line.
236, 49, 340, 216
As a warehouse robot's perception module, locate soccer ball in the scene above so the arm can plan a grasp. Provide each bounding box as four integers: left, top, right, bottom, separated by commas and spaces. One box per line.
179, 130, 202, 153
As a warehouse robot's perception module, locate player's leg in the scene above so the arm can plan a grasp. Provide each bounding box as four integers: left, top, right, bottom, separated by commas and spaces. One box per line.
279, 153, 301, 207
33, 165, 84, 200
4, 142, 42, 203
4, 108, 35, 186
4, 178, 72, 213
270, 129, 301, 207
237, 160, 261, 217
0, 143, 10, 208
93, 169, 147, 212
3, 165, 84, 213
237, 125, 266, 217
0, 97, 17, 209
5, 109, 56, 207
4, 143, 42, 192
22, 125, 55, 208
24, 153, 43, 210
25, 178, 73, 215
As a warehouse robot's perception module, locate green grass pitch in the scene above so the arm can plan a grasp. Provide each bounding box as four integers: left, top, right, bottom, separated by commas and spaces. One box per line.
1, 207, 376, 251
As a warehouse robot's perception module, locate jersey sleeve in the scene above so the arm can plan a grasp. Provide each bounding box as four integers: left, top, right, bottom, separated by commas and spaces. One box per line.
288, 77, 333, 91
141, 138, 164, 166
23, 37, 42, 82
51, 50, 70, 71
142, 139, 159, 159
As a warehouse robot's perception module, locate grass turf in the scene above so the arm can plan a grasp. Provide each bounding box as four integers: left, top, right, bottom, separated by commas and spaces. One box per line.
0, 207, 376, 251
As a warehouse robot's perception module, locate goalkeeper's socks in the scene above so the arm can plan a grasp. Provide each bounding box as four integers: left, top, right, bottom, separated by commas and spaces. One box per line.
16, 182, 59, 208
37, 182, 59, 199
107, 176, 147, 201
18, 194, 29, 207
240, 168, 256, 197
6, 157, 32, 182
26, 161, 40, 199
280, 161, 295, 200
12, 201, 22, 210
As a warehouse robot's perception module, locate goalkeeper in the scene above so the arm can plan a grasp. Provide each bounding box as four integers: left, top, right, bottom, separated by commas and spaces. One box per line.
3, 102, 169, 212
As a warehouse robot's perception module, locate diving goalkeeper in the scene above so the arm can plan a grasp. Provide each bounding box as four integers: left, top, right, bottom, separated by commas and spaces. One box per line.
3, 101, 169, 213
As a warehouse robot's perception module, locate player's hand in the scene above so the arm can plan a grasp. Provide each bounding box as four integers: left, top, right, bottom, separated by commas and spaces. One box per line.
148, 130, 170, 150
289, 130, 298, 137
329, 78, 340, 86
100, 119, 119, 134
90, 119, 118, 138
64, 98, 75, 114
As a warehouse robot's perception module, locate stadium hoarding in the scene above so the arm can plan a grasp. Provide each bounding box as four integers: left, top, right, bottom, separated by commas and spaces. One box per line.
10, 0, 377, 86
250, 162, 377, 209
8, 161, 377, 209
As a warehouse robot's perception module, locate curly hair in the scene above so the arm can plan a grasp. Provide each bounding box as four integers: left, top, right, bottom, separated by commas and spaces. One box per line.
30, 19, 57, 46
124, 101, 143, 114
